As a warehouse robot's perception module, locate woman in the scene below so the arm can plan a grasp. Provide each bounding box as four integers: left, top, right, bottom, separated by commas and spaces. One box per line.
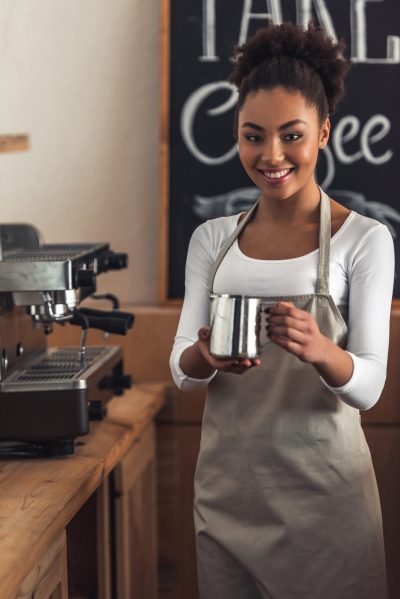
170, 22, 394, 599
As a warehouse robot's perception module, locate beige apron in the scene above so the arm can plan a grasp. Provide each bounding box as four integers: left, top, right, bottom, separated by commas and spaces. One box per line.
194, 187, 387, 599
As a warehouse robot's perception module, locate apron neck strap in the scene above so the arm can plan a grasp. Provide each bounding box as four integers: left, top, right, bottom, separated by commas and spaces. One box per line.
208, 185, 331, 295
317, 187, 331, 295
207, 199, 259, 294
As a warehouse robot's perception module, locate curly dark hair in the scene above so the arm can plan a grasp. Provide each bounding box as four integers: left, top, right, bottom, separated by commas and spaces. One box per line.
229, 21, 351, 132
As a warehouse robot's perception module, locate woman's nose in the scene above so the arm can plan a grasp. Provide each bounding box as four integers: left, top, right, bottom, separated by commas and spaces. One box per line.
261, 139, 284, 164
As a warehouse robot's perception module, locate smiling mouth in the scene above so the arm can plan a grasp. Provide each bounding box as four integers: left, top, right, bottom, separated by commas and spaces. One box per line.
258, 167, 296, 180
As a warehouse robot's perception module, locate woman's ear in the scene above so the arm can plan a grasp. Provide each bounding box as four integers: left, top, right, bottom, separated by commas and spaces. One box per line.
318, 117, 330, 149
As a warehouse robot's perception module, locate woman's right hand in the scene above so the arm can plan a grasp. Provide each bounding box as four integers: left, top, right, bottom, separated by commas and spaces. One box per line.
197, 326, 261, 375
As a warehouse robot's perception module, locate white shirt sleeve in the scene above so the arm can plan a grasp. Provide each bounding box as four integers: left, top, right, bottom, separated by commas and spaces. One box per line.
169, 222, 218, 391
319, 223, 395, 410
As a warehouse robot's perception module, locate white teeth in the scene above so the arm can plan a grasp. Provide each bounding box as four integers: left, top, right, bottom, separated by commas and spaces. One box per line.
264, 168, 291, 179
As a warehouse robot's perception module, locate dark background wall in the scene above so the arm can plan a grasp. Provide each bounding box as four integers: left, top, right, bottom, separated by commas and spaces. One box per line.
167, 0, 400, 299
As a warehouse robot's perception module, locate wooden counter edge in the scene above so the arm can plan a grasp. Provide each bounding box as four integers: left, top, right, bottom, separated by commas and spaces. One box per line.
106, 382, 168, 435
76, 382, 168, 479
0, 456, 102, 598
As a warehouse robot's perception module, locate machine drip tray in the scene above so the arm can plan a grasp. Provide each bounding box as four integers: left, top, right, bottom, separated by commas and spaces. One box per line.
0, 345, 128, 455
1, 346, 119, 391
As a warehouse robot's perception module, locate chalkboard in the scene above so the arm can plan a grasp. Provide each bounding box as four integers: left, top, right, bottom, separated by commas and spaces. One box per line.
161, 0, 400, 301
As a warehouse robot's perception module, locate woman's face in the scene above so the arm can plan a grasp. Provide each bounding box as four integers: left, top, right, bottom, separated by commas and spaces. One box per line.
237, 87, 330, 201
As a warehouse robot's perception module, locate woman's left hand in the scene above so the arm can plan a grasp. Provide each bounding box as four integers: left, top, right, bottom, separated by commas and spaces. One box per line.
266, 301, 327, 365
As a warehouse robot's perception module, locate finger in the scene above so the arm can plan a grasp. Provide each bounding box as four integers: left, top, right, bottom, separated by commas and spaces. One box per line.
198, 326, 211, 340
231, 359, 253, 369
240, 357, 261, 368
245, 357, 261, 367
212, 356, 242, 369
269, 302, 307, 320
229, 362, 258, 374
197, 340, 239, 369
267, 314, 309, 330
268, 301, 295, 311
210, 354, 258, 370
240, 358, 252, 367
229, 365, 249, 374
225, 356, 261, 372
268, 325, 305, 343
269, 334, 304, 355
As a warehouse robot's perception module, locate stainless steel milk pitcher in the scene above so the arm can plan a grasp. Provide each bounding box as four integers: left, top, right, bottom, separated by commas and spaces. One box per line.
209, 294, 263, 359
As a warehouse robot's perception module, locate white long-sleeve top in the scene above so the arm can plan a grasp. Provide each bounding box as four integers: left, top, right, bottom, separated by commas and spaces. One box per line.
170, 209, 395, 410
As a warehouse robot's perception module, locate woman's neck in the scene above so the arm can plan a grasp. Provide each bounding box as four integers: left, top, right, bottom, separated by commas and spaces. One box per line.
255, 181, 322, 225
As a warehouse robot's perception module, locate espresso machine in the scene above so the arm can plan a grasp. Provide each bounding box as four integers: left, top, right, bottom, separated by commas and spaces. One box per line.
0, 223, 133, 457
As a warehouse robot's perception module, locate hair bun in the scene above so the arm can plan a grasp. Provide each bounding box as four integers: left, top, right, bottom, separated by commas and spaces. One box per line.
229, 21, 351, 115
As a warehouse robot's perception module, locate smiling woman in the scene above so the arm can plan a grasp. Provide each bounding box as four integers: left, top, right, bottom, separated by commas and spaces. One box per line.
235, 87, 337, 262
170, 21, 394, 599
238, 89, 329, 201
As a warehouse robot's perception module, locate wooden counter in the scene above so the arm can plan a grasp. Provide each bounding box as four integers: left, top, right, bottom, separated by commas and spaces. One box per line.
0, 382, 166, 599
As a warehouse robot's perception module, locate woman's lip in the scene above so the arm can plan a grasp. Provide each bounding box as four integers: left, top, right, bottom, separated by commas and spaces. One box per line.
257, 167, 296, 184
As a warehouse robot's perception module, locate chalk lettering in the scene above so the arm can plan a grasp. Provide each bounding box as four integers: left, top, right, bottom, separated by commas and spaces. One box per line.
296, 0, 337, 41
319, 145, 336, 188
333, 116, 363, 164
199, 0, 219, 62
333, 114, 392, 165
238, 0, 282, 46
361, 115, 393, 164
198, 0, 400, 64
351, 0, 400, 63
180, 82, 238, 166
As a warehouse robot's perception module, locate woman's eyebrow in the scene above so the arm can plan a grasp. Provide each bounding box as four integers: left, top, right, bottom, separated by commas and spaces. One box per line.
241, 119, 308, 131
279, 119, 308, 130
241, 122, 264, 131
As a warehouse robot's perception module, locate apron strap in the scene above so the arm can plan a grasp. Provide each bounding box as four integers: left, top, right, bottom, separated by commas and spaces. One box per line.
317, 187, 331, 295
208, 186, 331, 296
207, 199, 260, 294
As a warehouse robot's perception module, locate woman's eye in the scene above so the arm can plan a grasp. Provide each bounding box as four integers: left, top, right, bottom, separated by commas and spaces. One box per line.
284, 133, 302, 142
245, 134, 263, 143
